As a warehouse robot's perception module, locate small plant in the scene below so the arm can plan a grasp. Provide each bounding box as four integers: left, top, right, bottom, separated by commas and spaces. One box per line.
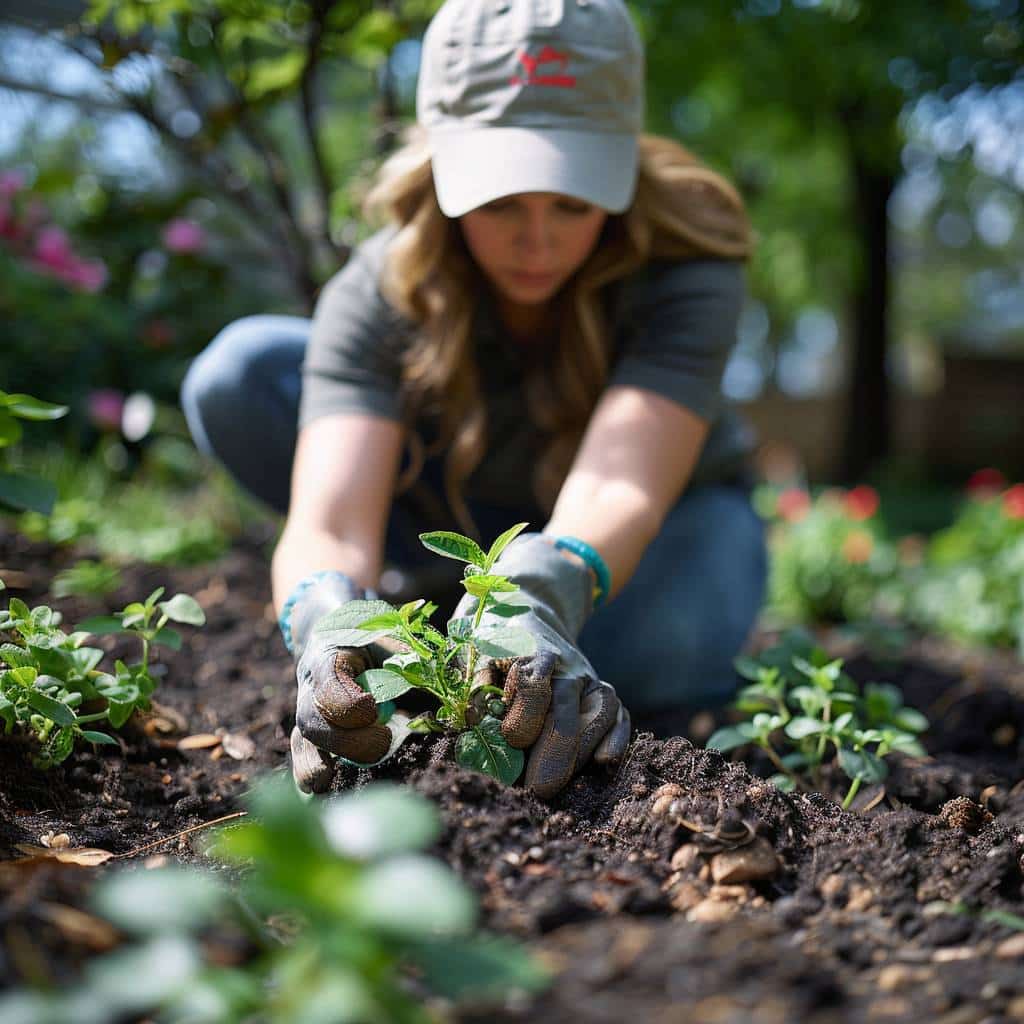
708, 633, 928, 809
0, 389, 68, 516
314, 523, 538, 784
51, 558, 123, 599
0, 777, 548, 1022
0, 581, 205, 768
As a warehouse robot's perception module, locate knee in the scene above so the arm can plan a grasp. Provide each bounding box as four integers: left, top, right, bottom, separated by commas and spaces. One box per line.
180, 316, 269, 421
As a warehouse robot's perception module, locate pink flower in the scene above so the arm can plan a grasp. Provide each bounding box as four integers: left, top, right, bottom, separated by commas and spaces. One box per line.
843, 485, 880, 521
33, 226, 75, 270
777, 488, 811, 523
0, 170, 25, 198
87, 389, 125, 433
966, 467, 1006, 499
161, 218, 206, 254
1003, 485, 1024, 521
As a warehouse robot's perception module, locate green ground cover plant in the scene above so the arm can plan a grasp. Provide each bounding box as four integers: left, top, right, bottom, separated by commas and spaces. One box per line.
708, 632, 928, 809
314, 524, 538, 785
0, 581, 205, 768
0, 777, 548, 1023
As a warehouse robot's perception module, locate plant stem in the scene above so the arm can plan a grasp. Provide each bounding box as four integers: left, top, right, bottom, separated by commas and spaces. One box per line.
841, 776, 862, 810
462, 589, 491, 698
761, 741, 803, 790
74, 712, 109, 724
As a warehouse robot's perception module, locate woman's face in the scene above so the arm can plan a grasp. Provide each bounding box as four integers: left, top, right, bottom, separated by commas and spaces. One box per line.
459, 192, 607, 309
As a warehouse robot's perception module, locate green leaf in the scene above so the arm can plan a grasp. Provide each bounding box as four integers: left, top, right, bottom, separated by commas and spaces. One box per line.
26, 689, 76, 726
357, 668, 412, 703
158, 594, 206, 626
472, 624, 536, 659
0, 408, 23, 448
483, 522, 530, 571
1, 643, 35, 669
892, 707, 929, 734
409, 934, 550, 1000
769, 773, 797, 792
463, 574, 519, 599
0, 472, 58, 515
418, 530, 486, 567
2, 394, 69, 420
321, 783, 441, 859
144, 588, 165, 608
0, 694, 15, 731
36, 725, 75, 768
76, 615, 126, 636
784, 716, 826, 739
733, 654, 764, 681
887, 732, 927, 756
455, 716, 524, 784
8, 597, 30, 621
485, 596, 531, 618
706, 724, 755, 752
358, 854, 477, 937
81, 730, 119, 746
152, 627, 182, 651
4, 665, 39, 687
313, 600, 399, 646
838, 747, 888, 783
93, 867, 225, 934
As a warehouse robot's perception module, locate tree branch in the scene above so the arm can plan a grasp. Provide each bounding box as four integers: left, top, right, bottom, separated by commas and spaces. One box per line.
298, 0, 340, 257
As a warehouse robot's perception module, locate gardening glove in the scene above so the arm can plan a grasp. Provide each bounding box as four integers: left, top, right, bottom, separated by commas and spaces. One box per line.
449, 533, 631, 799
283, 572, 409, 794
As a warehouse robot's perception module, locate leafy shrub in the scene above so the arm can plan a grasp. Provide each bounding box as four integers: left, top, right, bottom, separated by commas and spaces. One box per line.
315, 524, 538, 784
0, 582, 204, 768
708, 632, 928, 809
0, 389, 68, 516
760, 484, 898, 625
0, 777, 548, 1022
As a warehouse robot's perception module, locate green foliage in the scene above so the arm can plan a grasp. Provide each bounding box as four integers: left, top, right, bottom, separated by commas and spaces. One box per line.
760, 484, 897, 625
0, 390, 68, 516
0, 581, 205, 768
708, 633, 928, 810
0, 776, 548, 1022
902, 486, 1024, 651
315, 523, 535, 785
51, 559, 123, 600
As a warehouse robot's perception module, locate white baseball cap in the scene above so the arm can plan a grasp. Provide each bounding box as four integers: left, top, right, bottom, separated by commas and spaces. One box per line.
416, 0, 645, 218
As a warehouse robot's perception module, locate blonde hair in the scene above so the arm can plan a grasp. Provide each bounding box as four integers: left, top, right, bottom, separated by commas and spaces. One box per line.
360, 124, 752, 541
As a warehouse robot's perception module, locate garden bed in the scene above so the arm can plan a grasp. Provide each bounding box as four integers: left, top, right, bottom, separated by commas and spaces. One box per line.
2, 529, 1024, 1022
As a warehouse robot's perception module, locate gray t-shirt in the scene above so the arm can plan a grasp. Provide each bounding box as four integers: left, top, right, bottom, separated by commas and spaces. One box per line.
299, 225, 756, 508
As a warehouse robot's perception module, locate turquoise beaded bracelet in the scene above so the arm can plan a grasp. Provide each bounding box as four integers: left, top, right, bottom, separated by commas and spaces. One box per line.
553, 536, 611, 609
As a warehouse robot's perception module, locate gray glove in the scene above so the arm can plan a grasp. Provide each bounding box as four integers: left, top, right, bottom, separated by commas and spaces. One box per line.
286, 573, 408, 793
450, 533, 631, 799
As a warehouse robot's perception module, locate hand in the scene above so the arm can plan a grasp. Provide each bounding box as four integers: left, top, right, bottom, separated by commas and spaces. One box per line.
285, 573, 406, 794
450, 534, 631, 799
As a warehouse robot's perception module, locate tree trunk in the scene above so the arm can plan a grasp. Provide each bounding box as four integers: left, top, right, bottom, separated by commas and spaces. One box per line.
841, 140, 897, 482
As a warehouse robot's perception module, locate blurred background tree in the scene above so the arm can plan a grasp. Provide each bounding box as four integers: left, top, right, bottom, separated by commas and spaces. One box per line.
1, 0, 1022, 486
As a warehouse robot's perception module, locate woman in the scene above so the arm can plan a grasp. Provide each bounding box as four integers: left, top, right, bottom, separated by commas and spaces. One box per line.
181, 0, 767, 797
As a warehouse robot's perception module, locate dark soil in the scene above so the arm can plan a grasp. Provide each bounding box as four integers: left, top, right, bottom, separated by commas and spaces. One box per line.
2, 527, 1024, 1023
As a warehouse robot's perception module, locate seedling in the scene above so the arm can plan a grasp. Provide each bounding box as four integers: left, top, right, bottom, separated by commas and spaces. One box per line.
708, 633, 928, 809
51, 559, 123, 599
0, 389, 68, 516
0, 580, 205, 767
313, 523, 537, 784
0, 777, 549, 1022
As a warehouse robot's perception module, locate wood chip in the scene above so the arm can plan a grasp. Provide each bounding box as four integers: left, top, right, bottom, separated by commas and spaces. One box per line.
996, 933, 1024, 959
220, 732, 256, 760
177, 733, 222, 750
37, 902, 119, 950
14, 844, 114, 866
40, 831, 70, 849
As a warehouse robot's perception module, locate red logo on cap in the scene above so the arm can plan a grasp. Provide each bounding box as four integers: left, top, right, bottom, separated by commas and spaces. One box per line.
510, 46, 577, 88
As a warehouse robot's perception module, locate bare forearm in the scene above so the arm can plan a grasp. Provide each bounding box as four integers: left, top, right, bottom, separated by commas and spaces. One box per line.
542, 478, 662, 603
270, 524, 382, 616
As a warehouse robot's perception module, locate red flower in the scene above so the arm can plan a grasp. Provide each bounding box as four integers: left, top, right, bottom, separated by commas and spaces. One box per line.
777, 488, 811, 523
841, 530, 874, 565
844, 485, 879, 521
966, 467, 1006, 498
1003, 485, 1024, 520
87, 389, 125, 433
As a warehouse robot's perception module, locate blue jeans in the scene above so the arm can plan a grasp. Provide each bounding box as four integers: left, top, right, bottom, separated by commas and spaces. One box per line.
181, 315, 767, 712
